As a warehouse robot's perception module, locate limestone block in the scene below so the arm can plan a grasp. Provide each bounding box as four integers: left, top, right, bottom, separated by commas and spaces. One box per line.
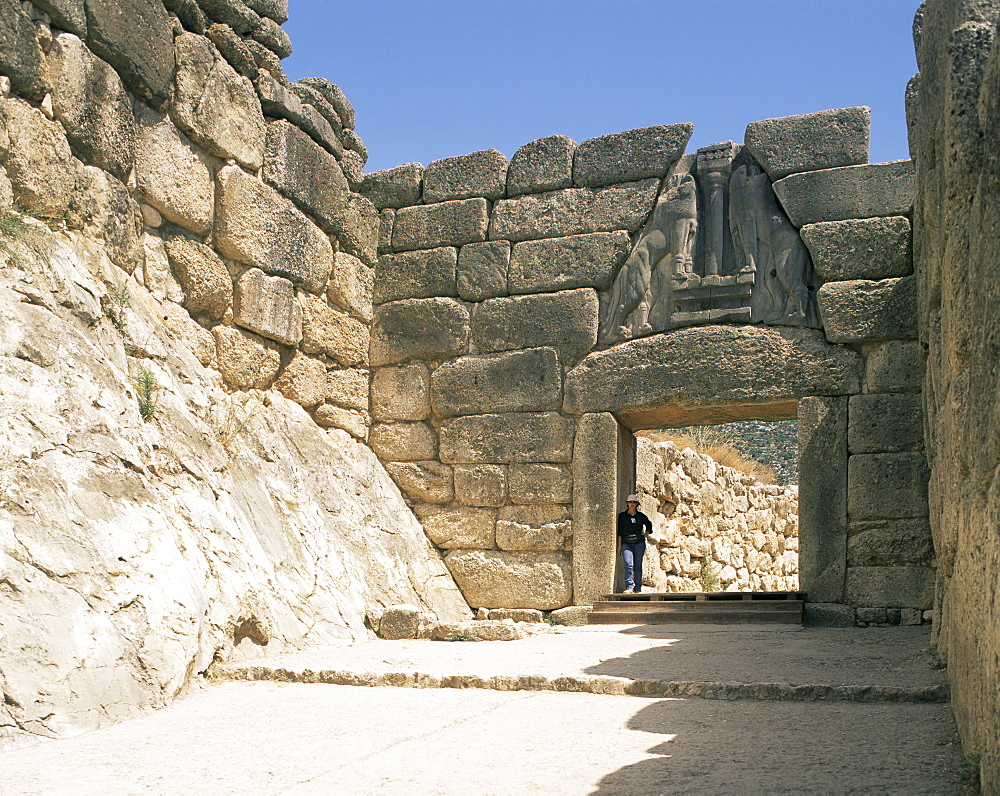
378, 209, 394, 254
848, 394, 923, 453
453, 464, 507, 507
252, 16, 291, 58
35, 0, 88, 38
369, 297, 469, 367
159, 301, 216, 366
370, 422, 438, 461
864, 340, 921, 393
371, 605, 427, 640
496, 504, 571, 551
71, 165, 144, 275
422, 149, 508, 203
489, 179, 660, 243
444, 549, 572, 610
565, 326, 861, 423
47, 32, 135, 182
299, 76, 354, 130
334, 192, 380, 268
312, 404, 368, 439
197, 0, 259, 34
846, 566, 935, 610
507, 134, 575, 196
324, 368, 368, 412
84, 0, 174, 108
327, 251, 373, 323
800, 217, 912, 282
508, 463, 572, 504
254, 72, 343, 158
818, 276, 918, 344
772, 160, 915, 227
848, 452, 929, 520
744, 107, 871, 181
550, 605, 592, 626
392, 198, 489, 252
341, 151, 365, 191
171, 33, 264, 170
142, 234, 184, 303
488, 608, 544, 623
0, 98, 77, 214
803, 603, 856, 627
164, 238, 232, 320
204, 22, 255, 76
439, 412, 574, 464
292, 82, 347, 142
299, 293, 368, 367
413, 504, 496, 549
472, 288, 598, 365
572, 123, 693, 188
385, 461, 453, 504
212, 325, 281, 388
234, 268, 302, 346
430, 347, 562, 417
274, 352, 327, 408
0, 0, 48, 102
456, 241, 510, 302
134, 110, 214, 235
374, 247, 458, 304
371, 363, 431, 421
341, 128, 367, 162
215, 165, 333, 294
509, 231, 630, 294
798, 396, 848, 604
359, 162, 422, 209
848, 519, 934, 566
262, 119, 348, 231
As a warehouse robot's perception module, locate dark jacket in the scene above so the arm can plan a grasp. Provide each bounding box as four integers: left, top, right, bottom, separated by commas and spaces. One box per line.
617, 510, 652, 545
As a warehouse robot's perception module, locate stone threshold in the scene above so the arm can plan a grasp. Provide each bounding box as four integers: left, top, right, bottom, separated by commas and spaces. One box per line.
209, 665, 949, 704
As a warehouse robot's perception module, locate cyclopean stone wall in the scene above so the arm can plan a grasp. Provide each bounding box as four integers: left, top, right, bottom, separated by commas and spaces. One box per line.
362, 111, 931, 619
909, 0, 1000, 787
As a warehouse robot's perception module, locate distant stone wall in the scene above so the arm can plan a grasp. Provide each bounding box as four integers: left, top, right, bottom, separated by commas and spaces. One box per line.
909, 0, 1000, 788
362, 113, 930, 617
635, 439, 799, 593
0, 0, 376, 439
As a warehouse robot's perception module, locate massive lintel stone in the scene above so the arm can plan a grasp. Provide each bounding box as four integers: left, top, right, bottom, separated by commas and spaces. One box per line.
846, 566, 935, 610
359, 162, 423, 210
818, 276, 918, 344
572, 123, 693, 189
456, 240, 510, 302
392, 198, 489, 252
47, 32, 135, 183
414, 505, 496, 549
772, 160, 915, 227
489, 179, 660, 242
422, 149, 508, 203
800, 217, 912, 282
0, 0, 49, 102
444, 549, 572, 610
507, 134, 575, 197
430, 347, 562, 417
565, 326, 861, 428
135, 109, 214, 235
508, 463, 572, 504
848, 451, 930, 520
848, 519, 934, 567
262, 120, 348, 231
234, 268, 302, 346
848, 393, 923, 453
472, 288, 598, 365
508, 231, 630, 294
370, 297, 470, 367
374, 247, 458, 304
215, 165, 333, 294
744, 107, 871, 181
371, 363, 431, 421
172, 33, 265, 171
438, 412, 574, 464
85, 0, 174, 108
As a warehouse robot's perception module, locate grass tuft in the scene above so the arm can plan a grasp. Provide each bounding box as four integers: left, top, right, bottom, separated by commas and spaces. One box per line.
135, 365, 160, 421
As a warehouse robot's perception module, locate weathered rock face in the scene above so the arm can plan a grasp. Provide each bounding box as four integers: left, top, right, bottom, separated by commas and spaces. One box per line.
910, 1, 1000, 785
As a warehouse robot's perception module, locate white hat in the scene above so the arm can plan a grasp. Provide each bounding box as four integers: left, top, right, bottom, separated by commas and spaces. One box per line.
626, 494, 640, 503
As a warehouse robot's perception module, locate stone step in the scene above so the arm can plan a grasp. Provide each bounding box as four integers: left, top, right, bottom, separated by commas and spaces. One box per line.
587, 607, 803, 625
588, 592, 805, 625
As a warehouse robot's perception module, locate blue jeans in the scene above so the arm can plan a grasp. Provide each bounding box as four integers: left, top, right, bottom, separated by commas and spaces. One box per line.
621, 541, 645, 592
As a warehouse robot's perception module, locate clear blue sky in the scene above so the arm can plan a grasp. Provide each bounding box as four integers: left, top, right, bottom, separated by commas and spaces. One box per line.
284, 1, 921, 174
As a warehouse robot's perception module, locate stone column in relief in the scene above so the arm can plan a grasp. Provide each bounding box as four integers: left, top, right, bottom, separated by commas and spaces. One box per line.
797, 396, 849, 603
572, 413, 636, 604
695, 142, 738, 277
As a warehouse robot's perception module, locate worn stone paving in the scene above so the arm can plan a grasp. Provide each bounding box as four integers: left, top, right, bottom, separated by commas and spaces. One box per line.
0, 625, 964, 794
